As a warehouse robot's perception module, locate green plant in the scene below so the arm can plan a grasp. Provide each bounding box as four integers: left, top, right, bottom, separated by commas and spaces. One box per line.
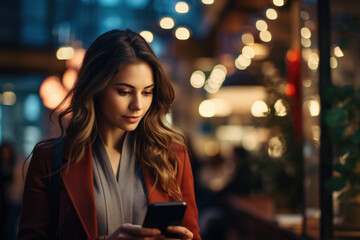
324, 85, 360, 202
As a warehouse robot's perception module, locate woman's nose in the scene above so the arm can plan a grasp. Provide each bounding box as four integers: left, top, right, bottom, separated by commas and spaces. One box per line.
129, 94, 142, 110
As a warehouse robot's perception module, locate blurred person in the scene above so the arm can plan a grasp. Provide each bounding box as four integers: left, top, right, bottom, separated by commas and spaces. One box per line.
18, 29, 200, 240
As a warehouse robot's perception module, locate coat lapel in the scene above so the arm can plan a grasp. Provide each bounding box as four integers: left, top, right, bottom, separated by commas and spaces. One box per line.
62, 145, 98, 238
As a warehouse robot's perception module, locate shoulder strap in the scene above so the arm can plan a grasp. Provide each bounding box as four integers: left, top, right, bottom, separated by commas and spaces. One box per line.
50, 137, 64, 240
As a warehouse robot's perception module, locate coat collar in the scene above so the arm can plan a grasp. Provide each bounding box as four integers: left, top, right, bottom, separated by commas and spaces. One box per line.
60, 141, 170, 238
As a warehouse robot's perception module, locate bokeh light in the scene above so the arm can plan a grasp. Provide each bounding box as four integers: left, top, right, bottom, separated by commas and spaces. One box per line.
266, 8, 278, 20
242, 33, 254, 45
175, 27, 190, 40
256, 20, 268, 31
56, 46, 75, 60
140, 30, 154, 43
259, 30, 272, 42
190, 70, 206, 88
175, 1, 189, 13
251, 100, 270, 117
39, 76, 67, 110
273, 0, 285, 7
159, 17, 175, 29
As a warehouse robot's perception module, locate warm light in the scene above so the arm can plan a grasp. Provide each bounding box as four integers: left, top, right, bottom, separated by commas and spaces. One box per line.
202, 0, 214, 4
204, 141, 219, 157
307, 52, 319, 70
242, 33, 254, 45
334, 46, 344, 57
1, 91, 16, 105
235, 54, 251, 70
330, 57, 338, 69
175, 27, 190, 40
175, 1, 189, 13
266, 8, 278, 20
190, 70, 206, 88
159, 17, 175, 29
210, 64, 227, 83
301, 38, 311, 48
312, 125, 320, 142
285, 83, 296, 96
274, 99, 287, 116
256, 20, 268, 31
304, 99, 320, 117
259, 31, 272, 42
199, 100, 216, 117
211, 98, 232, 116
215, 125, 244, 142
309, 100, 320, 116
273, 0, 285, 7
300, 11, 310, 20
204, 82, 219, 94
303, 79, 312, 88
62, 68, 78, 90
199, 98, 232, 117
300, 27, 311, 39
268, 136, 285, 158
286, 50, 299, 62
251, 100, 270, 117
252, 43, 270, 60
242, 46, 255, 59
140, 31, 154, 43
39, 76, 67, 110
66, 48, 85, 70
56, 46, 75, 60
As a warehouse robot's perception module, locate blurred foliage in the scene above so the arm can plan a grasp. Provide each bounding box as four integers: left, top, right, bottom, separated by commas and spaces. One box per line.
324, 85, 360, 202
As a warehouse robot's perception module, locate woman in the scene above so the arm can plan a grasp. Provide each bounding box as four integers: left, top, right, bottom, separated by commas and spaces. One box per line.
18, 29, 201, 240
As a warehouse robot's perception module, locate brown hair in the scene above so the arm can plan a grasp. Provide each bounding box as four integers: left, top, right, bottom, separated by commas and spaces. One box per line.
55, 29, 185, 200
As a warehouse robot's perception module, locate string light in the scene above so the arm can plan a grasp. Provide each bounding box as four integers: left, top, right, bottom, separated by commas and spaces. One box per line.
256, 20, 268, 31
259, 30, 272, 42
266, 8, 278, 20
241, 33, 254, 45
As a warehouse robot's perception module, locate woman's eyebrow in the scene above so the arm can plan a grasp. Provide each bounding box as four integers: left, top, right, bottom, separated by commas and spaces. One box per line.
115, 83, 154, 89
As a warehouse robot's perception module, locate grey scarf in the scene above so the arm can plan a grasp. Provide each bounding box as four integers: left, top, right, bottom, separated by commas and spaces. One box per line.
92, 132, 147, 235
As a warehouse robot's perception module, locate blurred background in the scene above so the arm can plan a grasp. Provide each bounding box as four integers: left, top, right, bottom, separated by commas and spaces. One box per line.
0, 0, 359, 239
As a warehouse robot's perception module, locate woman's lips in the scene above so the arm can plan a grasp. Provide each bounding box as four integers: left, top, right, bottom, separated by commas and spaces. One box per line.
123, 116, 140, 123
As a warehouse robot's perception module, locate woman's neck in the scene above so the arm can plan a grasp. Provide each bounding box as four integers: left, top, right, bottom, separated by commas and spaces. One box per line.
98, 126, 126, 153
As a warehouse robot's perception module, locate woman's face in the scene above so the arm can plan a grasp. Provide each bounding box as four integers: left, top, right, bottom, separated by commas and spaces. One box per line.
97, 62, 154, 132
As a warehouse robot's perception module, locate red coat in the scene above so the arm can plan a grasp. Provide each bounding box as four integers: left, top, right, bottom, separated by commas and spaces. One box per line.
18, 140, 201, 240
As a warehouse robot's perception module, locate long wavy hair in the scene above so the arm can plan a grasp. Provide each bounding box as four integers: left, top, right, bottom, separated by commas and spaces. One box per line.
55, 29, 185, 201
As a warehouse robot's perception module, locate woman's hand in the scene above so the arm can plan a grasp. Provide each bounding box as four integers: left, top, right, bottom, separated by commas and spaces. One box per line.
105, 223, 162, 240
164, 226, 193, 240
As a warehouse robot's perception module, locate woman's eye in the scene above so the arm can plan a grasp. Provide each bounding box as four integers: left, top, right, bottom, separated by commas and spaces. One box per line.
117, 90, 130, 96
143, 91, 153, 96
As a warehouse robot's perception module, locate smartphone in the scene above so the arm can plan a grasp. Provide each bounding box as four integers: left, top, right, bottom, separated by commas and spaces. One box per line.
142, 201, 187, 238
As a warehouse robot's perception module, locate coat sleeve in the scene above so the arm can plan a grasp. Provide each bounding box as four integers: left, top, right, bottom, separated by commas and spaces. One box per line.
18, 143, 53, 239
176, 145, 201, 240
